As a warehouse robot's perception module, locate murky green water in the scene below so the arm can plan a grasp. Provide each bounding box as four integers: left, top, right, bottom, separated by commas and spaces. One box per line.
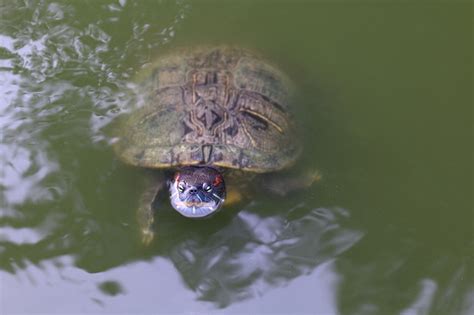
0, 1, 472, 314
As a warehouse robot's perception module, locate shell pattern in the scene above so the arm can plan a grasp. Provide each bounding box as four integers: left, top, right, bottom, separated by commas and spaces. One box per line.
115, 47, 300, 172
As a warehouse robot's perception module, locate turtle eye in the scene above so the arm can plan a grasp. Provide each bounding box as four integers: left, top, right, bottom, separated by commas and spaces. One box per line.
203, 184, 212, 192
177, 182, 185, 193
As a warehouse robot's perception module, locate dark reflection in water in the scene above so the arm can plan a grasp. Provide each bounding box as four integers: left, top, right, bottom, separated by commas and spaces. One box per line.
98, 280, 125, 296
1, 1, 472, 314
162, 205, 362, 307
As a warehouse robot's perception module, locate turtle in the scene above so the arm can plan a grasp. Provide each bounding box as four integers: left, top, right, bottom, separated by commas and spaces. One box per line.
113, 46, 319, 244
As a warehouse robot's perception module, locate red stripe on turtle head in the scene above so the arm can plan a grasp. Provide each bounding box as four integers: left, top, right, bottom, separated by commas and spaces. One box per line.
213, 174, 223, 187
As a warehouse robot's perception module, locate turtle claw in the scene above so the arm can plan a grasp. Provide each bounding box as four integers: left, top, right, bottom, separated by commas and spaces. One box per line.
141, 228, 155, 246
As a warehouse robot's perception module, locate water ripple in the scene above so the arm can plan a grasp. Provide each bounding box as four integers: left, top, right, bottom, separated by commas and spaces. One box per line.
0, 0, 191, 270
170, 204, 363, 307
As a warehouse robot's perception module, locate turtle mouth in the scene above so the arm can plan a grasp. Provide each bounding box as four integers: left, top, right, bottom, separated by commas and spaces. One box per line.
171, 199, 223, 218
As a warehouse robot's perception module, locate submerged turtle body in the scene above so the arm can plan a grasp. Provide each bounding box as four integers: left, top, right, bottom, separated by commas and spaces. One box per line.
115, 46, 300, 173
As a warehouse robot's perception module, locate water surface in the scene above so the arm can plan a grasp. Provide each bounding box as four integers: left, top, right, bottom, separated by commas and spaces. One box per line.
0, 1, 472, 314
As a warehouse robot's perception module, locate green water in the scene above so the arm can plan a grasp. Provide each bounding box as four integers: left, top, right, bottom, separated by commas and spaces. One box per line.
0, 1, 472, 314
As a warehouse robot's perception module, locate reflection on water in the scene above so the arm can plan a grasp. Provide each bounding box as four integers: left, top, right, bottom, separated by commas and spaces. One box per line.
168, 205, 362, 307
1, 204, 359, 313
1, 1, 472, 314
1, 256, 341, 313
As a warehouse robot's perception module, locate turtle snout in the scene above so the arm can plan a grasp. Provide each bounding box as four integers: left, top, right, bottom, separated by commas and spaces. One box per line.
188, 187, 198, 195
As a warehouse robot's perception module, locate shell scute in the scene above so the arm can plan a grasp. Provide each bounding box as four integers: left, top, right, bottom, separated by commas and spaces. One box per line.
114, 47, 300, 172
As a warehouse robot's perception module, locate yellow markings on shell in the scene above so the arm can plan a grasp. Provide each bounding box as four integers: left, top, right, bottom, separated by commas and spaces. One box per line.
240, 109, 284, 134
241, 123, 257, 147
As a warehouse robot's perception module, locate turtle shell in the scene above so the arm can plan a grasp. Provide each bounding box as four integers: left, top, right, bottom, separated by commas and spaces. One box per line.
114, 46, 301, 172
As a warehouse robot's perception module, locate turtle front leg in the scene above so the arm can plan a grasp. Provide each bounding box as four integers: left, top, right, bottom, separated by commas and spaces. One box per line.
137, 174, 167, 245
262, 169, 322, 197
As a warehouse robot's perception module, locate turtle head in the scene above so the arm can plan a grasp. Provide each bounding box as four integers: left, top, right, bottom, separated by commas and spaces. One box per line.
169, 166, 226, 218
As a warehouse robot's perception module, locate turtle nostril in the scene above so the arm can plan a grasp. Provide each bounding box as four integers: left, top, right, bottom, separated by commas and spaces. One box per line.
189, 188, 198, 195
